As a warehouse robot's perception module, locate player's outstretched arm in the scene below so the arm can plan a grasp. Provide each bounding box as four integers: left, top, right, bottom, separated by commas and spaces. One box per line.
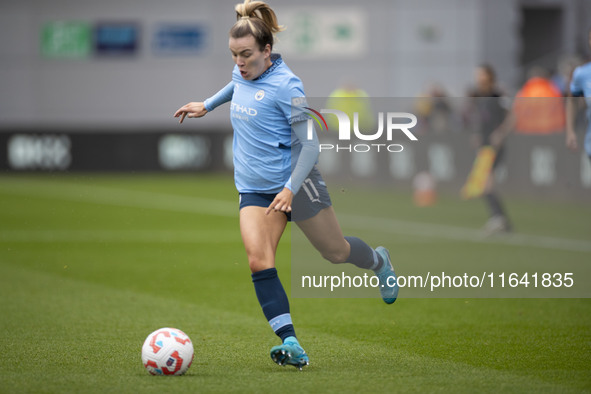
174, 102, 208, 123
174, 81, 235, 123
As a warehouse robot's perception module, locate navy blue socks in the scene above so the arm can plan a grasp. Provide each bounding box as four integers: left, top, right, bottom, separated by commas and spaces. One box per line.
251, 268, 296, 342
252, 238, 382, 341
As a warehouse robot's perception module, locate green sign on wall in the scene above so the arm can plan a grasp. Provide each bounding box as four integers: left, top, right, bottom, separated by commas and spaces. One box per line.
41, 21, 92, 58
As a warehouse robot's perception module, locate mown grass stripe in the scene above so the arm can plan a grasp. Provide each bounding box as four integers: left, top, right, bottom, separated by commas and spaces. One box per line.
1, 177, 589, 253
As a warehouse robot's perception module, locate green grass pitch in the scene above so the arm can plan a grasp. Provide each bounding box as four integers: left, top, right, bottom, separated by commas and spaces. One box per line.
0, 174, 589, 393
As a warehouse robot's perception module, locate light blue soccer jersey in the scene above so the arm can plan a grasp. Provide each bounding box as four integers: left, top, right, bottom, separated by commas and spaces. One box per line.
228, 54, 309, 193
570, 62, 591, 155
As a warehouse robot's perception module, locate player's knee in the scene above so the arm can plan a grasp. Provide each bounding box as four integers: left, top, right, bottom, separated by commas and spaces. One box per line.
247, 254, 274, 273
321, 249, 348, 265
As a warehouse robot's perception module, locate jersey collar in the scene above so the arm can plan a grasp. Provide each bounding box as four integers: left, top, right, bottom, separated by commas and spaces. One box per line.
254, 53, 282, 81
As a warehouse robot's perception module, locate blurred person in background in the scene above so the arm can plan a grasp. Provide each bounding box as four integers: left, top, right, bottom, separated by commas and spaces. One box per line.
489, 66, 566, 229
510, 66, 565, 135
465, 64, 512, 234
566, 28, 591, 161
325, 80, 374, 132
415, 83, 454, 135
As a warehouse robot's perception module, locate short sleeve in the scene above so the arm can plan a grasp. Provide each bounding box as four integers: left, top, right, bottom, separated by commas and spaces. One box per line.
275, 77, 310, 125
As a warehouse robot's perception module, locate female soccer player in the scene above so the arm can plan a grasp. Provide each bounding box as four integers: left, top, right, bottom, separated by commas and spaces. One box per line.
174, 0, 397, 370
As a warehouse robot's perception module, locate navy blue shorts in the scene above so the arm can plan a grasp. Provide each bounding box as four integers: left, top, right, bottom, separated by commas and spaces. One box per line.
239, 166, 332, 222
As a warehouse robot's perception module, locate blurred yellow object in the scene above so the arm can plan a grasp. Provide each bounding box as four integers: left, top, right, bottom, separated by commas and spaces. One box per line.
461, 146, 496, 199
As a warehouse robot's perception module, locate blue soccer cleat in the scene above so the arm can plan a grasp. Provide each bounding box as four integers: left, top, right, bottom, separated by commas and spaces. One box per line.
270, 336, 309, 371
374, 246, 399, 304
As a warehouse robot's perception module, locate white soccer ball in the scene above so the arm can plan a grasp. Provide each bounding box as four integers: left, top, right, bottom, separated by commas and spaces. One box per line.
141, 327, 194, 376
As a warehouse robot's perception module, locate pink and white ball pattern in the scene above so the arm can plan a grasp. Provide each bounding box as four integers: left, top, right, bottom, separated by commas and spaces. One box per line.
141, 328, 194, 375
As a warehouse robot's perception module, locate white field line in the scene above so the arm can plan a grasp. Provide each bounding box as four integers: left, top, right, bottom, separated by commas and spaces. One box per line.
1, 178, 589, 253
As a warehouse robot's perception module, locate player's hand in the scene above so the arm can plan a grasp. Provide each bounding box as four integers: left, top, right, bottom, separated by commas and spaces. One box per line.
565, 131, 578, 152
174, 102, 208, 123
265, 188, 293, 215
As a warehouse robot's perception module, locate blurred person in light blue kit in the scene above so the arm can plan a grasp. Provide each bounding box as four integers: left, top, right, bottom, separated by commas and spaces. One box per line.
173, 0, 398, 370
566, 28, 591, 161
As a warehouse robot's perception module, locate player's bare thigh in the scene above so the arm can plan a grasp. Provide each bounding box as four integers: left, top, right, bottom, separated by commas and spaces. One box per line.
239, 206, 288, 273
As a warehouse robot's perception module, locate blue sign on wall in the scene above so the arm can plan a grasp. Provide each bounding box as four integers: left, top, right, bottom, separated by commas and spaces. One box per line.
152, 24, 207, 55
95, 22, 139, 56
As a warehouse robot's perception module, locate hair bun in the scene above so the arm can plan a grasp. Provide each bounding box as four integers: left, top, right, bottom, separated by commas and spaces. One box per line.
231, 0, 284, 50
234, 0, 283, 34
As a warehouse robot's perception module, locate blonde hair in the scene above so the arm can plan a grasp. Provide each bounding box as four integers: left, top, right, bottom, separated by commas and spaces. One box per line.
230, 0, 284, 50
